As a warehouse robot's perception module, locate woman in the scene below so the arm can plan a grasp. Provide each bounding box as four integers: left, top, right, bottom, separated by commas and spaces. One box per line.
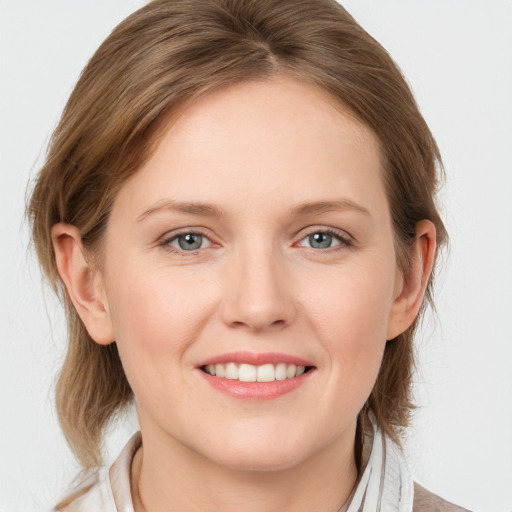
28, 0, 469, 510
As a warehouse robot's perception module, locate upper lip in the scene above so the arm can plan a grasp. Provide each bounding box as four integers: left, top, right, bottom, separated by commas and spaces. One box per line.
196, 351, 314, 368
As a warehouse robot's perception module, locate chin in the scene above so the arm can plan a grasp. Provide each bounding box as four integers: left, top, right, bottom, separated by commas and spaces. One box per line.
207, 446, 309, 473
193, 427, 323, 473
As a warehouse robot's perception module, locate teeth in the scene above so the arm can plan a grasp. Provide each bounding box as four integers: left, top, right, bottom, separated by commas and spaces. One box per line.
275, 363, 287, 381
257, 363, 275, 382
214, 364, 224, 378
286, 364, 297, 379
203, 362, 309, 382
225, 362, 238, 380
239, 363, 257, 382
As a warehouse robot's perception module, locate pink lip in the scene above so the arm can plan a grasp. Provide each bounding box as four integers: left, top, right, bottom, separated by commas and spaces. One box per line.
196, 351, 313, 367
198, 370, 314, 400
195, 351, 316, 401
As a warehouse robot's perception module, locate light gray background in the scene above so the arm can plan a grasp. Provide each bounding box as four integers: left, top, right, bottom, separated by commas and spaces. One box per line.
1, 1, 511, 511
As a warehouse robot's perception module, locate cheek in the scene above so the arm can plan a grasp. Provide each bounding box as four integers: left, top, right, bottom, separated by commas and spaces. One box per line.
301, 258, 395, 391
304, 258, 395, 338
104, 267, 214, 380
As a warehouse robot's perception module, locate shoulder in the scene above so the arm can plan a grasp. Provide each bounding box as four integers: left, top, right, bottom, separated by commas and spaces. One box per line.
56, 432, 141, 512
413, 482, 473, 512
55, 467, 117, 512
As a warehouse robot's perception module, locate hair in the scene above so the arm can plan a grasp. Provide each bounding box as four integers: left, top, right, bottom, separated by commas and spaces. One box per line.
29, 0, 447, 476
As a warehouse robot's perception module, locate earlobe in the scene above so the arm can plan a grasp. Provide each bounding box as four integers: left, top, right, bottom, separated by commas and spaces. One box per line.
386, 220, 437, 340
51, 223, 115, 345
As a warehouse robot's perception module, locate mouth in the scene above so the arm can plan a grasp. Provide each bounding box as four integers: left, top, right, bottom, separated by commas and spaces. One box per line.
196, 352, 316, 399
200, 362, 314, 382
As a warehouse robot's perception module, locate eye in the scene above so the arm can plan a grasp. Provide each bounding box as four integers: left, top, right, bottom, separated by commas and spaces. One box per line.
303, 232, 339, 249
297, 229, 350, 250
166, 232, 211, 252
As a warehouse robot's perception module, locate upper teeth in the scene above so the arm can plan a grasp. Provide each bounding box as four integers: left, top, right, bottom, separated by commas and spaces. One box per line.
203, 363, 306, 382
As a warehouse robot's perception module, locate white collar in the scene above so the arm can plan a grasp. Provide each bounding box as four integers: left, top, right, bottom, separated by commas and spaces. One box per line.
67, 421, 413, 512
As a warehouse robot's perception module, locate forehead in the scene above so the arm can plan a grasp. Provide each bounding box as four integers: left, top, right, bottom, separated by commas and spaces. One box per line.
160, 76, 378, 166
113, 76, 385, 219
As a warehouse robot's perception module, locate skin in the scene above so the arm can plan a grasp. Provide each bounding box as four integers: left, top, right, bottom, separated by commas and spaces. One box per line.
53, 76, 436, 511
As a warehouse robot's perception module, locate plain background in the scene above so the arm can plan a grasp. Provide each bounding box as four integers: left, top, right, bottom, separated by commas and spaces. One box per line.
1, 1, 511, 511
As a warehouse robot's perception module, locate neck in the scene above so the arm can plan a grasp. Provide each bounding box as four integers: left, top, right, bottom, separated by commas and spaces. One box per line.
131, 424, 359, 512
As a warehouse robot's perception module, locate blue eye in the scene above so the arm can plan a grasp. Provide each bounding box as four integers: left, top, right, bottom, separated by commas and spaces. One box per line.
308, 232, 335, 249
298, 230, 347, 249
169, 233, 210, 251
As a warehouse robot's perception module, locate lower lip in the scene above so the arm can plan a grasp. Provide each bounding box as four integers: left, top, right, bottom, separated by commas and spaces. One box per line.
197, 369, 314, 400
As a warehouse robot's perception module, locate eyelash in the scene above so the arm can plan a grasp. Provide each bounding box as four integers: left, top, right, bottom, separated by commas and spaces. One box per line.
297, 228, 354, 251
158, 227, 353, 255
159, 230, 212, 255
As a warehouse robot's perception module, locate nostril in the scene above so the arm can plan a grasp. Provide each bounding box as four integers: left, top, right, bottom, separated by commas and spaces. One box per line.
228, 318, 287, 331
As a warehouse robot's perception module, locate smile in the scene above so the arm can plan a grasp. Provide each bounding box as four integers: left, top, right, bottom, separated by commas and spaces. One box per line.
202, 362, 310, 382
197, 352, 316, 400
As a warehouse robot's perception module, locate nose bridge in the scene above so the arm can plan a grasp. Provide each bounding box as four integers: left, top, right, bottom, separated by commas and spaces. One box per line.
222, 237, 295, 331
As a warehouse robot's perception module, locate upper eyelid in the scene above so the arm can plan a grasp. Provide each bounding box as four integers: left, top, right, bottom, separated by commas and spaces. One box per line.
160, 227, 214, 242
296, 233, 351, 249
295, 226, 353, 242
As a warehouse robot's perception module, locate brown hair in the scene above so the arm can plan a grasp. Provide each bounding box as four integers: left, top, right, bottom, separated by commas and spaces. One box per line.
29, 0, 447, 473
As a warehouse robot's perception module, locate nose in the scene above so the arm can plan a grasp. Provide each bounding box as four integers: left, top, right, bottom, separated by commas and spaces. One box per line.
220, 244, 296, 332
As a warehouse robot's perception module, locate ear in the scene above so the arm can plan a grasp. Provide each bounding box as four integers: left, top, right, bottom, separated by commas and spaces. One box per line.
386, 220, 437, 340
51, 223, 115, 345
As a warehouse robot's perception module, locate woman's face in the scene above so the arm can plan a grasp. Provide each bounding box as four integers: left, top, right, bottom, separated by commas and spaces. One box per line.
98, 76, 405, 471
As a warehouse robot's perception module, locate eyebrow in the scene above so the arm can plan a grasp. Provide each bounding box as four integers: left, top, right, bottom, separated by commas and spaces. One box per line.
137, 198, 370, 222
290, 199, 371, 217
136, 200, 224, 222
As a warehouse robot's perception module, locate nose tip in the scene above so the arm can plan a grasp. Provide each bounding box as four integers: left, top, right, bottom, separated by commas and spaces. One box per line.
221, 253, 296, 332
228, 304, 289, 332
